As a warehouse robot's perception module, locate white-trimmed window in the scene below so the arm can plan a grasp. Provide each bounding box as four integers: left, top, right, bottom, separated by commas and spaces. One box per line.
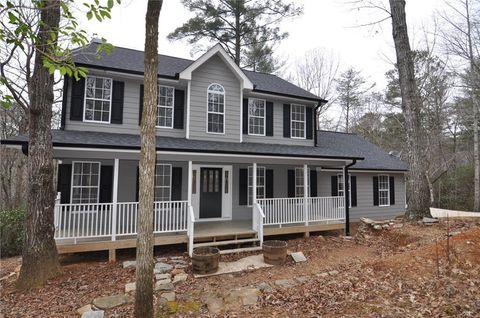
157, 85, 174, 128
84, 76, 112, 123
378, 175, 390, 206
248, 98, 266, 135
295, 167, 310, 197
154, 164, 172, 201
248, 166, 265, 206
207, 83, 225, 134
71, 161, 100, 204
291, 104, 305, 139
337, 174, 352, 208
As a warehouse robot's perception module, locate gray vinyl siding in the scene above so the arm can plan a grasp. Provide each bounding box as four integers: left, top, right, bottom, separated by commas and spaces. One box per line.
242, 96, 315, 147
189, 55, 241, 142
64, 71, 186, 138
317, 171, 406, 221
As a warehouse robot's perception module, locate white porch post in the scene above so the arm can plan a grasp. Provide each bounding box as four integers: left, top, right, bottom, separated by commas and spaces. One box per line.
303, 164, 309, 226
111, 158, 119, 242
252, 163, 257, 204
187, 160, 192, 206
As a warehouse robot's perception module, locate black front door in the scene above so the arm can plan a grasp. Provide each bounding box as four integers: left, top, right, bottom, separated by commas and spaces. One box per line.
200, 168, 222, 218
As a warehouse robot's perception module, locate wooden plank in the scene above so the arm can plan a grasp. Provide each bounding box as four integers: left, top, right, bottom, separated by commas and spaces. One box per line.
264, 223, 344, 236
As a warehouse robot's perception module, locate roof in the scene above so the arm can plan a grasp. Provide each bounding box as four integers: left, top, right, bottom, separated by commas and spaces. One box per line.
316, 131, 409, 171
72, 42, 323, 102
2, 130, 362, 161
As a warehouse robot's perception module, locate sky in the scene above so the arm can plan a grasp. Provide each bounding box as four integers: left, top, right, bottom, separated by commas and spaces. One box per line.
76, 0, 443, 91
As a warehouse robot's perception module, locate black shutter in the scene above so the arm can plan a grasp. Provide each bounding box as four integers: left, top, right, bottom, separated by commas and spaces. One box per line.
287, 169, 295, 197
239, 168, 248, 205
57, 164, 72, 204
373, 176, 379, 206
135, 166, 139, 202
138, 84, 144, 125
111, 81, 124, 124
70, 77, 85, 121
99, 166, 113, 203
174, 89, 185, 129
306, 106, 313, 139
266, 101, 274, 136
60, 76, 69, 129
389, 176, 395, 205
243, 98, 248, 134
266, 169, 274, 198
172, 167, 182, 200
351, 176, 357, 207
310, 170, 317, 197
283, 104, 291, 138
331, 175, 338, 196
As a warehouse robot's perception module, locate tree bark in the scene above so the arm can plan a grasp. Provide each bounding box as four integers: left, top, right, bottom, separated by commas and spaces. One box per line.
389, 0, 431, 219
135, 0, 162, 317
234, 1, 241, 65
16, 0, 60, 289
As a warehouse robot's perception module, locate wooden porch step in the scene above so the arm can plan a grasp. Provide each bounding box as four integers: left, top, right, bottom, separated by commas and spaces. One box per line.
193, 238, 260, 248
219, 246, 263, 255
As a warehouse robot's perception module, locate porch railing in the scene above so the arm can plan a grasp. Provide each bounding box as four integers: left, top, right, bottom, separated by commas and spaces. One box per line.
54, 200, 189, 241
257, 196, 345, 227
252, 203, 265, 245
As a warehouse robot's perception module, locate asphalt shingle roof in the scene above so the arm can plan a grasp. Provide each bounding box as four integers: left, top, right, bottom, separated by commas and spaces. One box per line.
3, 130, 362, 160
316, 130, 409, 171
72, 43, 322, 102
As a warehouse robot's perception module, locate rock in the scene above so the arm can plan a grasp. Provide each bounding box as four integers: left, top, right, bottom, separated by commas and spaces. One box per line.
122, 260, 136, 268
329, 270, 339, 276
171, 268, 185, 275
316, 272, 329, 278
77, 304, 92, 315
155, 273, 171, 281
92, 294, 128, 310
274, 279, 296, 288
205, 294, 224, 314
174, 264, 189, 269
172, 273, 188, 284
160, 292, 176, 302
360, 217, 375, 225
154, 262, 173, 274
155, 281, 174, 291
343, 236, 353, 240
125, 282, 136, 293
156, 278, 172, 285
448, 231, 461, 237
317, 235, 326, 241
224, 288, 260, 306
392, 223, 404, 228
81, 310, 104, 318
170, 259, 188, 265
257, 282, 275, 293
422, 217, 439, 224
156, 257, 168, 262
382, 224, 390, 229
373, 225, 382, 230
170, 256, 184, 260
295, 276, 310, 283
290, 252, 307, 263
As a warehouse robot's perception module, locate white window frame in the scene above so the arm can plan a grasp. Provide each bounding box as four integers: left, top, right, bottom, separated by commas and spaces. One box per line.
378, 174, 390, 207
156, 85, 175, 129
290, 104, 306, 139
248, 98, 266, 136
83, 75, 112, 124
70, 161, 101, 205
248, 166, 266, 206
294, 167, 310, 197
154, 163, 172, 202
206, 83, 225, 134
337, 173, 352, 208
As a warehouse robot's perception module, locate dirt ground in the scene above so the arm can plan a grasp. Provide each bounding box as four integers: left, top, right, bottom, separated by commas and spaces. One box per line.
1, 218, 479, 317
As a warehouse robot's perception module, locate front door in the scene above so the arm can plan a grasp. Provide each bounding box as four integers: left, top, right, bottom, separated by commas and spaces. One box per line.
199, 168, 222, 218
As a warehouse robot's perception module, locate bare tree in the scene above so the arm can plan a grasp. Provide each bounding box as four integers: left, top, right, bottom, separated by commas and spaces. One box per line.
135, 0, 162, 317
439, 0, 480, 211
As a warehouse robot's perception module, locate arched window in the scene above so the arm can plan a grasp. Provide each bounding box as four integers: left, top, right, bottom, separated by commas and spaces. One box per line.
207, 83, 225, 134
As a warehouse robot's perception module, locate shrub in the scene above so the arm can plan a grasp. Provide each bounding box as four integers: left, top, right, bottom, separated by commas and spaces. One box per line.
0, 208, 25, 257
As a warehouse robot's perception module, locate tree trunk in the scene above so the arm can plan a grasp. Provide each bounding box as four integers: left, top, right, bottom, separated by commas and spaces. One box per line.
135, 0, 162, 317
389, 0, 431, 219
234, 1, 241, 65
16, 0, 60, 289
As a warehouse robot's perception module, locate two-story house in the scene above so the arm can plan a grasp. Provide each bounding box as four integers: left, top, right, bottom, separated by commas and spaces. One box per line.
2, 41, 408, 260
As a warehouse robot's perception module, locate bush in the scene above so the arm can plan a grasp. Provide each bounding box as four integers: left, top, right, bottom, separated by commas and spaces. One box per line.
0, 208, 25, 257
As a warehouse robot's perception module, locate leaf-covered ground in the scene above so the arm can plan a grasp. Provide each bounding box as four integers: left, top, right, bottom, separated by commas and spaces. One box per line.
1, 218, 479, 317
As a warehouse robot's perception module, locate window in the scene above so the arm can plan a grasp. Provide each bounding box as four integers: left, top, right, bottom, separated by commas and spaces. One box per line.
71, 162, 100, 204
157, 86, 174, 128
207, 83, 225, 134
84, 76, 112, 123
155, 164, 172, 201
378, 175, 390, 206
337, 174, 352, 208
248, 98, 266, 135
295, 167, 310, 197
291, 104, 305, 139
248, 166, 265, 205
